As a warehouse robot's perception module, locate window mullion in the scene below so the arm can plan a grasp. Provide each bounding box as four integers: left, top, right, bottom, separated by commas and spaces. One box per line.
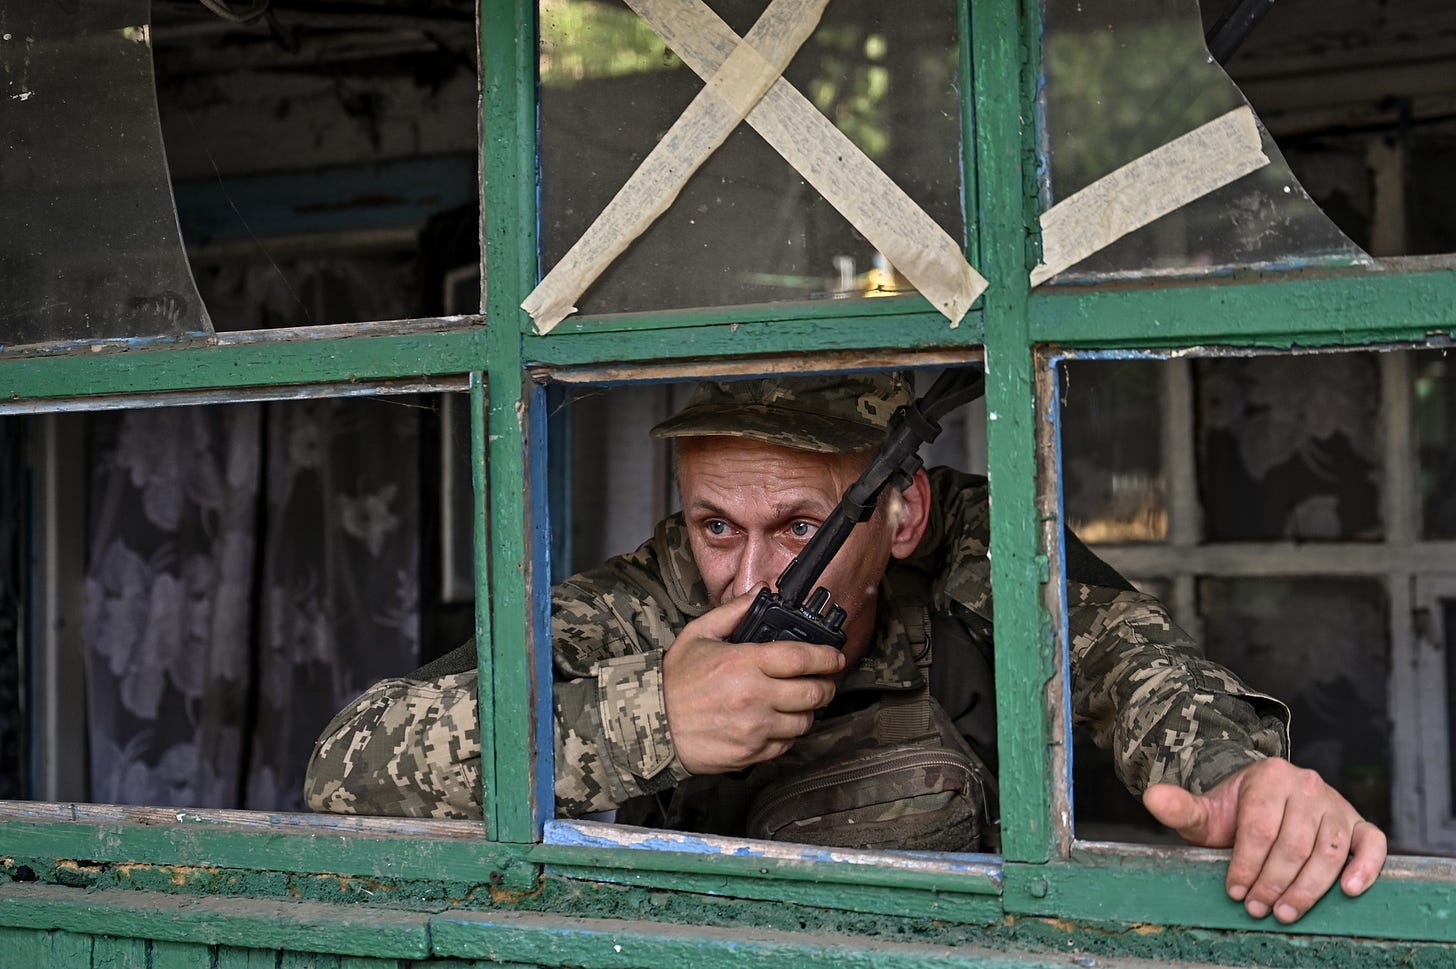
973, 0, 1052, 871
1163, 357, 1203, 640
480, 0, 544, 844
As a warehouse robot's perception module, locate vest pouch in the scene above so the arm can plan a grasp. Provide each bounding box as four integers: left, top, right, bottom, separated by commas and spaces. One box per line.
742, 694, 992, 853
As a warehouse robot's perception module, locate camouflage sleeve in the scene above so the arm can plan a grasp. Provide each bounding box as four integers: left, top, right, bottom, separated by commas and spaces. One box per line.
921, 467, 1289, 798
1067, 584, 1290, 796
552, 575, 690, 817
303, 670, 482, 819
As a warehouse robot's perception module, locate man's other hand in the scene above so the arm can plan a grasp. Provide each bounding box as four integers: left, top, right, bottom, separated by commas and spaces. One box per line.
1143, 757, 1387, 924
662, 592, 844, 776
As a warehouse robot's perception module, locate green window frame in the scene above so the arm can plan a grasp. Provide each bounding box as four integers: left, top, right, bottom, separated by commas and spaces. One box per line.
4, 0, 1456, 963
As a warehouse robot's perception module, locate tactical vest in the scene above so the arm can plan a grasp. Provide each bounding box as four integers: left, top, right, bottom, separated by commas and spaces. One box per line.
664, 565, 1001, 853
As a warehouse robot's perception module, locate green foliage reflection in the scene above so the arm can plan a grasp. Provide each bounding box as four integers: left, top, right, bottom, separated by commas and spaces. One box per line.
539, 0, 682, 87
1044, 22, 1239, 193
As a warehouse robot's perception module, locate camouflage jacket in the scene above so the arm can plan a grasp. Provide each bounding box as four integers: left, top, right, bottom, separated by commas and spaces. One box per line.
304, 468, 1289, 820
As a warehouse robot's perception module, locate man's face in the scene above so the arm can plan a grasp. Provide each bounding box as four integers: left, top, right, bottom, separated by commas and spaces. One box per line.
676, 436, 898, 660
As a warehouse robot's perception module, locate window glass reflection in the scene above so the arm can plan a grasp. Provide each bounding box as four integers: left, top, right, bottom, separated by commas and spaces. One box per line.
152, 2, 480, 331
1040, 0, 1369, 280
1, 0, 211, 349
539, 0, 963, 317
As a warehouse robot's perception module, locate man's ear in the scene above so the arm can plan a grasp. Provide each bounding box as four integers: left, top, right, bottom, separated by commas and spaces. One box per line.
889, 468, 932, 559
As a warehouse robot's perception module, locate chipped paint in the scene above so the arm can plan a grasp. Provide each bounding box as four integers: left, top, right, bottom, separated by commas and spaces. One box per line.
547, 820, 1004, 884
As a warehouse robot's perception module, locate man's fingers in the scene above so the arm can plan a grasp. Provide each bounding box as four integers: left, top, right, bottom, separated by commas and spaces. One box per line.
1341, 820, 1388, 897
764, 709, 816, 741
755, 640, 846, 679
764, 674, 837, 714
1148, 760, 1390, 923
662, 610, 842, 776
1266, 813, 1351, 923
684, 592, 762, 643
1227, 797, 1303, 916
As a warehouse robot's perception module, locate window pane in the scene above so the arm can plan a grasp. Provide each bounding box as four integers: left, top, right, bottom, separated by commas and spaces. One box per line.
1196, 354, 1381, 541
1413, 350, 1456, 539
9, 392, 472, 809
153, 3, 480, 330
552, 369, 998, 853
1040, 0, 1368, 281
1200, 577, 1391, 831
84, 398, 428, 809
1, 0, 211, 348
539, 0, 963, 317
1060, 360, 1167, 543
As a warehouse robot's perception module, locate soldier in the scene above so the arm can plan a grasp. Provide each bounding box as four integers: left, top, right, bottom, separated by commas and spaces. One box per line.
304, 371, 1386, 924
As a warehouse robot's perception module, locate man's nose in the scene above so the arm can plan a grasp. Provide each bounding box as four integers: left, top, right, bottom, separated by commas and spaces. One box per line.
732, 535, 789, 600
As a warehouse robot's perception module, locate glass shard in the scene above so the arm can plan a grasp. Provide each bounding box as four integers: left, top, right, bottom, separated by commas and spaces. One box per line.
1040, 0, 1371, 281
0, 0, 211, 349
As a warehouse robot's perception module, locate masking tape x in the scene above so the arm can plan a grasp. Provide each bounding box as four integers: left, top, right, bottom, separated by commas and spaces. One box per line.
523, 0, 987, 334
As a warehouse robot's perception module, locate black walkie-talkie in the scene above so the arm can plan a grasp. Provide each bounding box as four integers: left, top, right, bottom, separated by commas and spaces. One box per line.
728, 367, 985, 647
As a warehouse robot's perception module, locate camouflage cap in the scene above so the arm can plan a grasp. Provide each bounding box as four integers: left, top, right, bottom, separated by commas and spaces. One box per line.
649, 372, 913, 453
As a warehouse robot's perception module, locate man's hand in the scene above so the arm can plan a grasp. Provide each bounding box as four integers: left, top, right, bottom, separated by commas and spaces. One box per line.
662, 593, 844, 776
1143, 757, 1387, 923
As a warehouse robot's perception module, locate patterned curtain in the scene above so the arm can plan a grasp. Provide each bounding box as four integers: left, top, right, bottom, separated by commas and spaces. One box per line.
247, 396, 421, 811
85, 404, 262, 807
83, 253, 425, 811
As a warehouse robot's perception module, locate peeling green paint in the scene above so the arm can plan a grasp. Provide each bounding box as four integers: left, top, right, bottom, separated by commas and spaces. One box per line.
0, 325, 489, 404
1029, 266, 1456, 349
7, 879, 1456, 969
1, 0, 1453, 965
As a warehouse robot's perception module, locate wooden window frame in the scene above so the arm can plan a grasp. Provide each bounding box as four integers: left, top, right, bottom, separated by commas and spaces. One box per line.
1, 0, 1456, 955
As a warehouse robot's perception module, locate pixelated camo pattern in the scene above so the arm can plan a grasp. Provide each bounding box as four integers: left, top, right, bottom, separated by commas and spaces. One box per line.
648, 373, 914, 453
304, 466, 1288, 819
304, 671, 481, 819
1067, 585, 1289, 795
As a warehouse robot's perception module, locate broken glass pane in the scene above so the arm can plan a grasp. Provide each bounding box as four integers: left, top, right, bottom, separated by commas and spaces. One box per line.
0, 0, 211, 349
1213, 4, 1456, 260
1039, 0, 1371, 281
151, 2, 480, 329
538, 0, 963, 318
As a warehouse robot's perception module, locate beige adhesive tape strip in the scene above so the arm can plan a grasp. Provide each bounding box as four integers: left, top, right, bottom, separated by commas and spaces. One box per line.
625, 0, 985, 328
1030, 106, 1270, 287
523, 0, 829, 334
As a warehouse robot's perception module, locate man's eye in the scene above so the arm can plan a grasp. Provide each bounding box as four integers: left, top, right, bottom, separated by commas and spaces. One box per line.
704, 520, 730, 536
788, 521, 818, 539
